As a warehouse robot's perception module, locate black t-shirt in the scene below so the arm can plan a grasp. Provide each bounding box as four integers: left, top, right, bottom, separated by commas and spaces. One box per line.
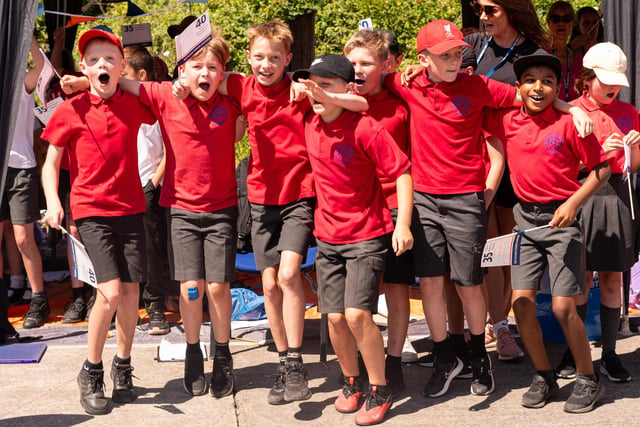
466, 32, 546, 86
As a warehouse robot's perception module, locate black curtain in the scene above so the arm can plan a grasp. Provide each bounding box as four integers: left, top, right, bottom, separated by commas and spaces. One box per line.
602, 0, 639, 106
0, 0, 38, 339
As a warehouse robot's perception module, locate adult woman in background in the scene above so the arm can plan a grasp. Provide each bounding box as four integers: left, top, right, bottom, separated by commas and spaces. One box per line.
546, 1, 583, 101
569, 6, 605, 56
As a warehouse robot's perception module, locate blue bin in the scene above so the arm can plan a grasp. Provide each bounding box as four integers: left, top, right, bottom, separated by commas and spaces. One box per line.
536, 284, 602, 344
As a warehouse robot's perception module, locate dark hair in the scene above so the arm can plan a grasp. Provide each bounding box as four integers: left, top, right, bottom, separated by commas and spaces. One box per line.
461, 46, 477, 71
570, 7, 605, 46
123, 45, 154, 81
472, 0, 551, 49
574, 67, 596, 95
376, 29, 403, 59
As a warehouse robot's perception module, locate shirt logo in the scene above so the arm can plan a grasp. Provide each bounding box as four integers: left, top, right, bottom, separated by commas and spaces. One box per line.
333, 145, 355, 166
544, 133, 564, 154
452, 96, 472, 115
617, 117, 633, 135
209, 106, 228, 124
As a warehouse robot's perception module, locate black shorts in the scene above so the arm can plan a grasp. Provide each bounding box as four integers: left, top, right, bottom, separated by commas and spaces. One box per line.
75, 213, 146, 284
511, 201, 585, 297
384, 208, 415, 285
168, 206, 237, 282
58, 168, 73, 221
411, 191, 487, 286
250, 198, 314, 270
0, 167, 40, 224
495, 164, 519, 208
581, 173, 640, 272
315, 235, 388, 314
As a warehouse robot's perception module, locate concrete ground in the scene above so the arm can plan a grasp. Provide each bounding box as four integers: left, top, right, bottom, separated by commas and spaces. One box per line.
1, 318, 639, 427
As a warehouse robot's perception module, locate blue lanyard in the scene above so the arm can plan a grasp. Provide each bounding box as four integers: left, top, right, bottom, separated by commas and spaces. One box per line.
552, 46, 573, 99
476, 34, 521, 78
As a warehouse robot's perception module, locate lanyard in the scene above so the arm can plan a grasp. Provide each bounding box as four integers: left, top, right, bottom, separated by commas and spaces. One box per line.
552, 46, 572, 99
476, 34, 521, 78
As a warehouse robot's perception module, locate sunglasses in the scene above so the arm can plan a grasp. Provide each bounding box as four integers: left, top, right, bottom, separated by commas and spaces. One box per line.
473, 4, 498, 17
548, 14, 573, 24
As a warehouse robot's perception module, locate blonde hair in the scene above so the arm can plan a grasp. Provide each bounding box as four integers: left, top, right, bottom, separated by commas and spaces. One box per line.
247, 19, 293, 53
190, 27, 230, 67
343, 30, 389, 62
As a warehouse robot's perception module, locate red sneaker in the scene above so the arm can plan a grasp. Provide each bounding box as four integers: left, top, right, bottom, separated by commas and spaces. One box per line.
334, 375, 364, 413
355, 384, 392, 426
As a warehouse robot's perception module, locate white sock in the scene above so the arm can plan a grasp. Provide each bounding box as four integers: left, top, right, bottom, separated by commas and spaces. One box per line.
492, 319, 509, 334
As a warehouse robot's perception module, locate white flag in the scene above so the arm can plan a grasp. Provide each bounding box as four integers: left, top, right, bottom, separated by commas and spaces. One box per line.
60, 226, 98, 287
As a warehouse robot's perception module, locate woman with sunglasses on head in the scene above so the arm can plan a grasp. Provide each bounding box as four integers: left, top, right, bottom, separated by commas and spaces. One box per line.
569, 7, 605, 57
464, 0, 549, 364
546, 1, 582, 101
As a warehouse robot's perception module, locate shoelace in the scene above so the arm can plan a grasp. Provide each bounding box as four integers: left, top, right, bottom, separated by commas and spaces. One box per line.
365, 387, 390, 410
88, 370, 106, 394
114, 366, 136, 387
149, 309, 165, 323
273, 369, 286, 389
286, 362, 305, 384
342, 378, 361, 398
26, 299, 47, 316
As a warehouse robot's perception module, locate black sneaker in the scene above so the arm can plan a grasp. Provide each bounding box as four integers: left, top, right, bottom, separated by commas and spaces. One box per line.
7, 284, 25, 305
556, 348, 576, 379
470, 355, 494, 396
600, 351, 631, 383
184, 350, 206, 396
284, 359, 312, 401
146, 302, 170, 335
77, 366, 109, 415
422, 357, 463, 397
454, 344, 472, 380
564, 374, 605, 413
62, 298, 87, 323
111, 358, 136, 403
522, 374, 559, 408
385, 358, 405, 396
22, 297, 50, 329
210, 356, 234, 398
268, 364, 286, 405
418, 353, 434, 367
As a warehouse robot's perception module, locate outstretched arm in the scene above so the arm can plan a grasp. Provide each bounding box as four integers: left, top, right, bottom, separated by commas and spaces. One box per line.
295, 78, 368, 111
553, 99, 593, 138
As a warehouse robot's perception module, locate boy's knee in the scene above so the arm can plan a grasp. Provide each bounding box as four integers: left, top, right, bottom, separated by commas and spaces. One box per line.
344, 308, 370, 330
327, 312, 345, 325
277, 266, 300, 287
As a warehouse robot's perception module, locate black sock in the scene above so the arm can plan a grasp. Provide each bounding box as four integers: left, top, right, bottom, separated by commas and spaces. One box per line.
215, 341, 231, 359
287, 346, 302, 363
385, 354, 401, 368
278, 350, 287, 365
84, 359, 103, 370
599, 304, 620, 354
72, 287, 85, 300
433, 337, 456, 363
469, 333, 487, 359
449, 333, 468, 361
32, 291, 47, 300
186, 342, 201, 355
576, 303, 588, 323
537, 369, 556, 385
113, 355, 131, 367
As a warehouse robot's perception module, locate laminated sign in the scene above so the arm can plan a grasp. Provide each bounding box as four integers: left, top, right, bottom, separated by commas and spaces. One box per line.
60, 226, 97, 287
175, 11, 212, 66
481, 225, 550, 267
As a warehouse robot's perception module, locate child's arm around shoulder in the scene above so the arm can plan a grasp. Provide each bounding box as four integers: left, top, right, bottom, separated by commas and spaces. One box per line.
393, 170, 414, 256
296, 78, 368, 112
553, 99, 593, 138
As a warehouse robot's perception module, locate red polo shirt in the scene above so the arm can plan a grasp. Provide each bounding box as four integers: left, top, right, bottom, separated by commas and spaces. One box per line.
384, 71, 515, 195
484, 106, 607, 203
226, 73, 315, 205
365, 89, 410, 210
305, 110, 411, 244
42, 88, 153, 220
139, 81, 242, 212
571, 93, 640, 174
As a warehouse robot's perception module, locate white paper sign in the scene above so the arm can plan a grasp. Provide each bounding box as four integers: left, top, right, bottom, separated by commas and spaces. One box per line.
121, 23, 153, 47
481, 225, 550, 267
358, 18, 374, 30
175, 11, 212, 66
623, 142, 635, 219
37, 48, 56, 108
60, 226, 98, 287
34, 96, 63, 126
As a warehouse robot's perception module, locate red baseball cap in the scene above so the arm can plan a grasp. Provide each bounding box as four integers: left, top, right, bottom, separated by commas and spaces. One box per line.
78, 28, 123, 60
416, 20, 471, 55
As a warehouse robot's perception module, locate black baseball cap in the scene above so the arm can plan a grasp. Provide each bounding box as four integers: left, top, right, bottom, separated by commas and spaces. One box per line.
167, 15, 197, 39
514, 53, 562, 82
292, 54, 355, 83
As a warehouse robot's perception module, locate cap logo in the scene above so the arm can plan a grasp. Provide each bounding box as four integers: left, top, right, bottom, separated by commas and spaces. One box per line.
444, 24, 454, 39
311, 58, 324, 66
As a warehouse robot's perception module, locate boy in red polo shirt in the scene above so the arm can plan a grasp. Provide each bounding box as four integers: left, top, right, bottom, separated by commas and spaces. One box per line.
41, 28, 155, 415
383, 20, 519, 398
484, 53, 609, 413
294, 54, 413, 426
344, 29, 412, 396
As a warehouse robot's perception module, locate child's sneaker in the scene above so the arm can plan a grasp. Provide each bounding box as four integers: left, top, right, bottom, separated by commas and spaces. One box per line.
522, 374, 559, 408
77, 365, 109, 415
146, 302, 170, 335
183, 351, 206, 396
210, 356, 234, 398
111, 357, 136, 403
354, 384, 392, 426
418, 353, 434, 367
484, 322, 497, 348
268, 364, 286, 405
496, 327, 524, 361
335, 375, 364, 413
600, 351, 631, 382
470, 355, 494, 396
564, 374, 604, 413
422, 357, 463, 397
22, 296, 50, 329
401, 337, 418, 363
284, 359, 312, 401
62, 298, 87, 323
556, 348, 576, 379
